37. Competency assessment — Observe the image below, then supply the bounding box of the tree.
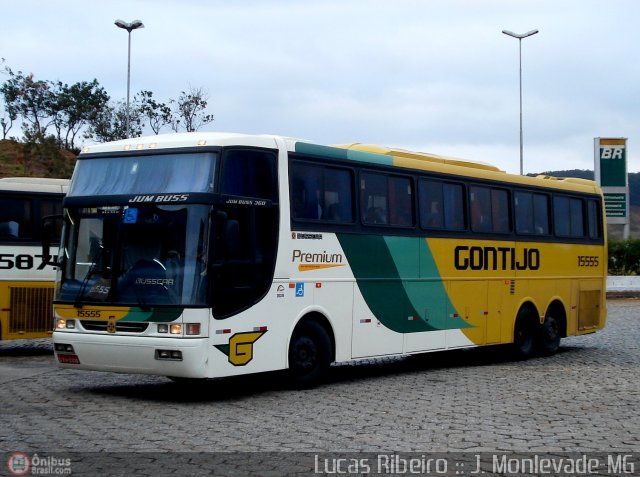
[0,103,16,139]
[0,59,16,139]
[50,80,110,151]
[0,67,54,137]
[85,99,143,143]
[171,87,214,132]
[139,90,172,134]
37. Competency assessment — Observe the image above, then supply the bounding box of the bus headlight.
[170,324,182,335]
[185,323,201,335]
[57,319,76,329]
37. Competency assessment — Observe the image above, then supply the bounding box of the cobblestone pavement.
[0,300,638,475]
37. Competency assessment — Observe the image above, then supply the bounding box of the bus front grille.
[9,286,54,334]
[80,321,149,333]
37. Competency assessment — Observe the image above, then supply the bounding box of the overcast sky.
[2,0,639,174]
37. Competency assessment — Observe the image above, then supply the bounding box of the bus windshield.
[68,152,217,197]
[57,204,209,307]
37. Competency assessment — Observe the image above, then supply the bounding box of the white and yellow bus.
[0,177,68,340]
[52,133,606,386]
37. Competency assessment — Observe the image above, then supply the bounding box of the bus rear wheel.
[513,307,538,360]
[539,314,561,356]
[288,320,332,389]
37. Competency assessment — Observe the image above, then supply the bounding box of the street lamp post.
[502,29,538,175]
[115,19,144,139]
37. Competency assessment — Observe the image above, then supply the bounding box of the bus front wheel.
[513,307,538,360]
[288,320,332,389]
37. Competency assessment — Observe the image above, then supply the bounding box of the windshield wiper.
[74,246,103,307]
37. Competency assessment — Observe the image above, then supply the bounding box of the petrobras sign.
[595,137,628,225]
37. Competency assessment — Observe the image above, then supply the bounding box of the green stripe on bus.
[294,142,393,166]
[119,307,183,322]
[336,234,468,333]
[384,236,468,331]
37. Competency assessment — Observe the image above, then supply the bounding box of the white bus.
[52,133,606,386]
[0,177,68,340]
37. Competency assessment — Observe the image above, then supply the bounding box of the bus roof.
[329,143,601,195]
[80,132,281,155]
[79,132,601,195]
[0,177,69,193]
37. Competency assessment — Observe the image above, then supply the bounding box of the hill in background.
[0,139,75,178]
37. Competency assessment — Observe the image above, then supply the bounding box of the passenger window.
[491,189,510,233]
[570,198,584,237]
[419,180,444,229]
[515,192,549,235]
[554,196,585,237]
[361,172,413,226]
[220,149,278,201]
[389,176,413,226]
[470,186,510,234]
[443,183,465,230]
[290,162,354,223]
[361,173,388,225]
[533,194,550,235]
[470,186,492,232]
[0,197,32,240]
[587,200,602,239]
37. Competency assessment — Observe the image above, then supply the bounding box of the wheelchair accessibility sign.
[295,283,304,297]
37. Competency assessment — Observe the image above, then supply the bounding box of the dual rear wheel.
[513,307,561,359]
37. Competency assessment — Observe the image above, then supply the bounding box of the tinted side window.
[0,197,32,240]
[221,149,278,201]
[388,176,413,226]
[361,172,390,225]
[515,191,549,235]
[587,199,602,239]
[443,183,465,230]
[470,186,492,233]
[554,196,585,237]
[419,180,444,229]
[515,192,534,234]
[533,194,550,235]
[419,180,465,231]
[570,198,585,237]
[491,189,510,233]
[361,172,413,226]
[290,162,354,223]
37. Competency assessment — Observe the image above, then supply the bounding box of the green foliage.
[608,239,640,275]
[1,61,215,146]
[84,100,143,143]
[138,90,172,134]
[51,79,110,151]
[1,64,111,152]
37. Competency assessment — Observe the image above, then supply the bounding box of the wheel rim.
[291,336,317,371]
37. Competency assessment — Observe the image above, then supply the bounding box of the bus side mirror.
[42,215,63,267]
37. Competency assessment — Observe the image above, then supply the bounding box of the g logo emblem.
[214,331,267,366]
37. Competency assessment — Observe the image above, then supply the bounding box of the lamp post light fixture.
[114,19,144,138]
[502,29,538,175]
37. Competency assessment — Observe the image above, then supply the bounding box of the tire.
[512,307,538,360]
[539,314,561,356]
[288,320,332,389]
